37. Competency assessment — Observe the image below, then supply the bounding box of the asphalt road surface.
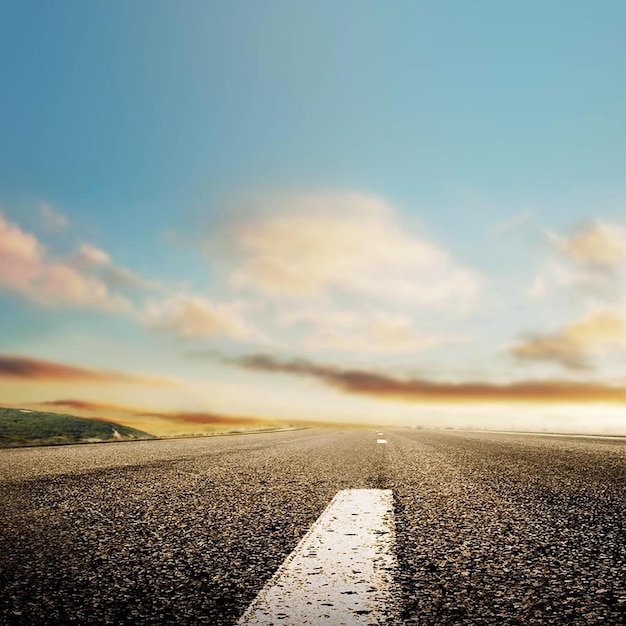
[0,428,624,625]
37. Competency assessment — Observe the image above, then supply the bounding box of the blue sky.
[1,1,626,434]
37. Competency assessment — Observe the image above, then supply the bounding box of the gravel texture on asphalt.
[0,428,624,625]
[389,431,625,625]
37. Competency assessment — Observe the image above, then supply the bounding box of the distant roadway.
[1,428,624,624]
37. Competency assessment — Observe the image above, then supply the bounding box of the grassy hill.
[0,407,155,447]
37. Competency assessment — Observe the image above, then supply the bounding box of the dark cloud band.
[231,353,626,404]
[0,354,178,386]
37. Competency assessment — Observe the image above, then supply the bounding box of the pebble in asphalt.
[0,428,624,625]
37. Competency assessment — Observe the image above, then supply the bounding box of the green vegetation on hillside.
[0,407,155,447]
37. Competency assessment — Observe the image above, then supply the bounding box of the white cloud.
[38,203,68,232]
[226,191,481,311]
[68,244,156,292]
[303,310,463,354]
[104,265,156,292]
[145,294,252,340]
[528,220,626,302]
[549,221,626,270]
[69,244,112,269]
[274,303,463,355]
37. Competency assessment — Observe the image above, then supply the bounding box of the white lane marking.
[377,439,387,444]
[238,489,397,625]
[377,432,384,436]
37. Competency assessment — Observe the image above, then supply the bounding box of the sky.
[1,0,626,435]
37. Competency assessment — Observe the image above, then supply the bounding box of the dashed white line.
[237,489,398,625]
[377,439,388,444]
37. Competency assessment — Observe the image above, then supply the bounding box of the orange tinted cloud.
[0,212,155,312]
[159,412,271,426]
[511,311,626,370]
[37,399,276,427]
[39,399,123,411]
[232,353,626,404]
[0,354,179,386]
[0,213,130,312]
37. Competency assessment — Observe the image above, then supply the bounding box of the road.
[0,428,624,625]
